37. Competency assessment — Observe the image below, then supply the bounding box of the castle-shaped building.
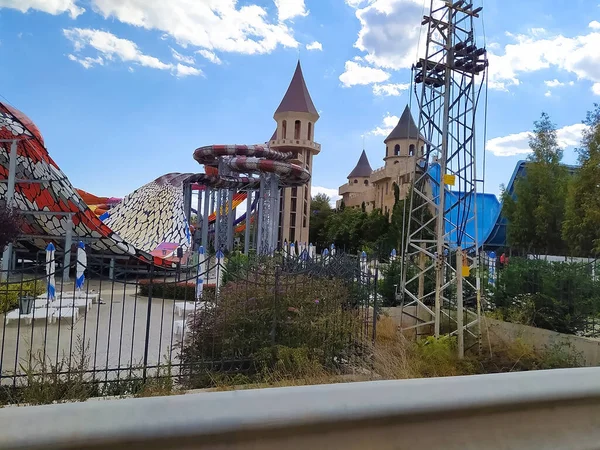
[337,106,425,215]
[268,61,320,245]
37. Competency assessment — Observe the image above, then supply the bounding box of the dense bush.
[0,280,45,313]
[0,203,22,251]
[380,260,401,307]
[491,257,600,334]
[221,251,249,285]
[138,279,215,300]
[178,267,362,388]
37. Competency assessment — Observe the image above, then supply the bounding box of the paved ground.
[0,271,220,384]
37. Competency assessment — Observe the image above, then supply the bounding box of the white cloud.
[175,63,203,77]
[351,0,431,70]
[544,79,564,88]
[311,186,340,206]
[593,83,600,95]
[170,47,195,65]
[64,28,203,77]
[345,0,368,7]
[274,0,308,22]
[197,49,222,65]
[91,0,299,55]
[544,90,551,97]
[372,82,409,96]
[306,41,322,51]
[488,28,600,91]
[486,123,588,157]
[339,60,390,87]
[589,20,600,30]
[67,53,104,69]
[0,0,84,18]
[369,113,400,136]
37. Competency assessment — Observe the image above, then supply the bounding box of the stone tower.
[269,61,320,246]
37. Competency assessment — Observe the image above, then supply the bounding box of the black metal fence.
[0,250,377,402]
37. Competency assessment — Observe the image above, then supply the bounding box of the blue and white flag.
[76,241,87,291]
[196,246,205,300]
[46,243,56,301]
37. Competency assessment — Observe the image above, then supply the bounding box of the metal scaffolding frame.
[400,0,487,357]
[257,173,281,256]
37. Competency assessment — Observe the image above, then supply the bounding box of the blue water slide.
[426,161,529,250]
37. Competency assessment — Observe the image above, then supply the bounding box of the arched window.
[307,122,312,140]
[421,145,424,154]
[354,179,358,184]
[282,120,287,139]
[294,120,301,139]
[394,160,399,164]
[394,144,400,156]
[409,144,415,156]
[364,180,368,186]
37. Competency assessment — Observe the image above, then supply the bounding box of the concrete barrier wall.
[481,317,600,366]
[3,368,600,449]
[384,306,600,366]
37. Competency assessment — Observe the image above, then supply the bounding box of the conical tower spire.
[348,150,373,178]
[385,105,421,143]
[275,61,319,117]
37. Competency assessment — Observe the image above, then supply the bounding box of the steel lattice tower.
[401,0,487,357]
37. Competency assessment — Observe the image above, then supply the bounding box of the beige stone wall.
[272,111,318,246]
[338,136,424,218]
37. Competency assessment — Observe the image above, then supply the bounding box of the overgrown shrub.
[0,203,22,251]
[138,280,215,300]
[0,280,46,313]
[222,251,249,285]
[380,259,402,306]
[491,258,600,334]
[178,266,361,388]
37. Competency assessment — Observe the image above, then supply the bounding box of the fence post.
[271,266,280,347]
[372,265,379,343]
[142,264,154,382]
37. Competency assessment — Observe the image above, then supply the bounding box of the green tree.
[309,194,332,248]
[0,204,21,251]
[324,207,365,253]
[502,113,569,254]
[563,104,600,255]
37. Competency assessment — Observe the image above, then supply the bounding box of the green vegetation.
[563,104,600,256]
[489,257,600,335]
[500,105,600,258]
[138,279,215,300]
[178,265,361,389]
[0,203,21,252]
[309,184,409,257]
[502,112,569,255]
[0,280,45,313]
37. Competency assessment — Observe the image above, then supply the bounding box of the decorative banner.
[488,251,497,287]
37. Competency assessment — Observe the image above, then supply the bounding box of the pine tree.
[563,104,600,256]
[502,113,568,254]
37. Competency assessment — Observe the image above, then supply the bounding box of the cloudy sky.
[0,0,598,202]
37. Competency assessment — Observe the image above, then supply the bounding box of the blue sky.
[1,0,599,203]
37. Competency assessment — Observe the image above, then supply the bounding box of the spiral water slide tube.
[189,144,311,188]
[188,145,310,251]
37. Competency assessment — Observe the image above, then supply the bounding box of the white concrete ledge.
[2,367,600,449]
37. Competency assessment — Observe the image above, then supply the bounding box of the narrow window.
[364,180,368,186]
[282,120,287,139]
[394,144,400,156]
[354,179,358,184]
[294,120,301,139]
[307,122,312,140]
[409,144,415,156]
